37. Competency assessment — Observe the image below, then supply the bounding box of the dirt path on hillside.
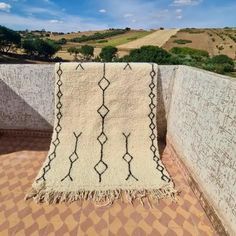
[117,29,179,49]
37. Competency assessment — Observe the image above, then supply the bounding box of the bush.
[100,46,118,62]
[170,47,209,60]
[122,46,171,64]
[204,55,235,73]
[22,38,61,58]
[0,25,21,52]
[211,54,234,66]
[56,38,67,45]
[174,39,192,44]
[67,47,80,61]
[80,45,94,60]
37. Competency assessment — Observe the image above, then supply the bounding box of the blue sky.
[0,0,235,32]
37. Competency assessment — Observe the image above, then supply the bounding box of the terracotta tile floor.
[0,134,218,236]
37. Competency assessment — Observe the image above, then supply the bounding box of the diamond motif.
[53,138,60,146]
[149,103,155,109]
[69,154,78,162]
[56,113,62,119]
[97,105,109,118]
[98,77,110,90]
[157,165,164,172]
[57,69,62,76]
[57,91,63,98]
[55,125,62,132]
[94,161,108,174]
[148,113,155,119]
[149,83,155,89]
[44,165,50,172]
[149,123,155,130]
[97,132,107,144]
[150,145,157,152]
[57,80,62,86]
[149,93,155,99]
[153,156,159,162]
[150,71,156,77]
[150,133,156,140]
[56,103,62,109]
[123,153,133,162]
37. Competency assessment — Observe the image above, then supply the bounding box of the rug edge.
[25,183,179,206]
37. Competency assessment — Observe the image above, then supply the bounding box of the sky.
[0,0,235,32]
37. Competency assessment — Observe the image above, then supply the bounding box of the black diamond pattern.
[148,64,171,183]
[36,63,63,183]
[122,133,138,181]
[94,63,110,182]
[61,132,82,182]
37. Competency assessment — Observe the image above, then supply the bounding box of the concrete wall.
[0,64,235,234]
[0,64,54,130]
[167,66,236,235]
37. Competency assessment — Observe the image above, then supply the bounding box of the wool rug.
[26,62,177,205]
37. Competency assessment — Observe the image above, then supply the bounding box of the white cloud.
[0,2,11,12]
[176,9,182,13]
[49,19,63,23]
[171,0,201,6]
[176,15,182,19]
[124,13,133,18]
[99,9,106,13]
[0,12,108,32]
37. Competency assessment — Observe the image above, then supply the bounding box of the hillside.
[163,28,236,59]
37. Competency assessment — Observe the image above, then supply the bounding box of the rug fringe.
[25,184,179,206]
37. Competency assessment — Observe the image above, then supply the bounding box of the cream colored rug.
[26,62,177,205]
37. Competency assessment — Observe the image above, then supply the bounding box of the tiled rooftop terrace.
[0,133,217,236]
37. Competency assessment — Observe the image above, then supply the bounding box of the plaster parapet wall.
[167,65,236,235]
[0,64,54,130]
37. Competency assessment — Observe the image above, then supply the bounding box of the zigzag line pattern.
[61,132,82,182]
[36,63,63,182]
[94,63,110,182]
[122,133,138,181]
[149,64,171,183]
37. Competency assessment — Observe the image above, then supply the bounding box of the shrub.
[80,45,94,60]
[100,46,118,62]
[56,38,67,45]
[174,39,192,44]
[67,47,80,61]
[22,38,61,58]
[170,47,209,58]
[204,55,235,73]
[0,25,21,52]
[122,46,171,64]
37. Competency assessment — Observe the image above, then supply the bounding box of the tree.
[0,25,21,52]
[100,46,118,62]
[123,46,171,64]
[80,45,94,60]
[56,38,67,45]
[67,47,81,61]
[22,38,61,58]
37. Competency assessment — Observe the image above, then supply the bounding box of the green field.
[85,30,154,47]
